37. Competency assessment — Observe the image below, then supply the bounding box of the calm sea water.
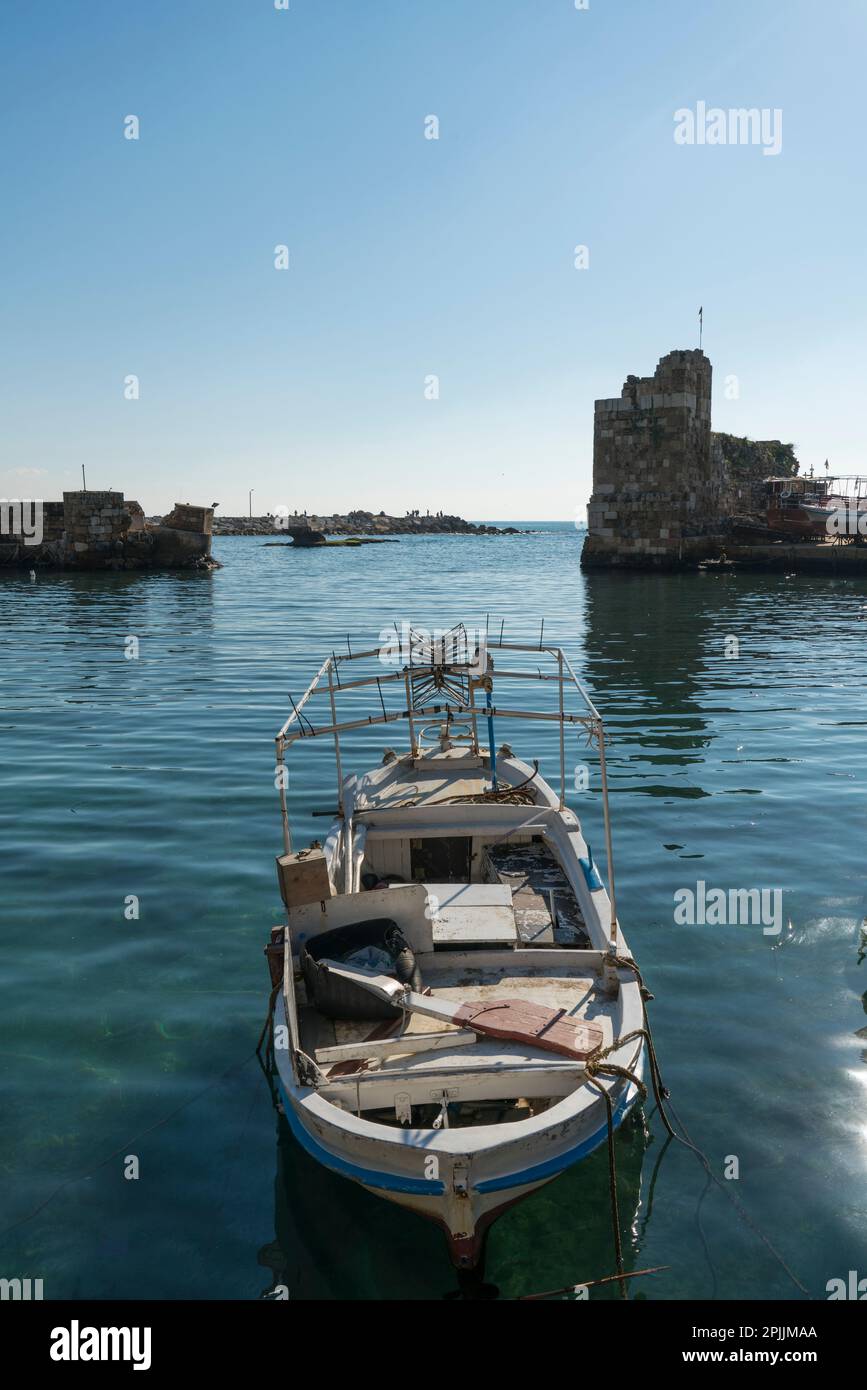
[1,524,865,1300]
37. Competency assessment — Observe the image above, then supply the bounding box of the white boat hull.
[268,634,648,1273]
[274,995,644,1267]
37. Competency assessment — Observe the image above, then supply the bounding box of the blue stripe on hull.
[475,1087,636,1192]
[276,1074,639,1198]
[277,1076,446,1195]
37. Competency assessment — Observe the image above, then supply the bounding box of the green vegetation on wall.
[713,433,799,481]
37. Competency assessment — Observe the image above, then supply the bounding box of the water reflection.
[3,533,866,1300]
[256,1095,653,1300]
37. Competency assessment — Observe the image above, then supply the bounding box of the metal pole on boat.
[558,649,566,810]
[327,660,344,817]
[596,720,617,951]
[404,671,418,758]
[276,735,292,854]
[467,678,480,754]
[485,683,498,790]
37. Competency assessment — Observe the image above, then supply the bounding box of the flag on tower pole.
[699,306,703,349]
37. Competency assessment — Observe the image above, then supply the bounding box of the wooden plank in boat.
[327,1016,402,1078]
[315,1029,478,1065]
[317,963,604,1061]
[319,1055,586,1110]
[452,999,603,1061]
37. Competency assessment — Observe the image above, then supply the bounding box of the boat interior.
[336,746,594,944]
[276,751,616,1133]
[292,946,618,1131]
[271,633,625,1133]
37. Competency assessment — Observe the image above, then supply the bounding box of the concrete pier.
[718,540,867,573]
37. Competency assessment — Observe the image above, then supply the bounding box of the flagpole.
[699,306,703,350]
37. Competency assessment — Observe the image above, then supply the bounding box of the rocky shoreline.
[204,510,521,538]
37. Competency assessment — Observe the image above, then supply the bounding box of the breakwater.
[209,510,520,538]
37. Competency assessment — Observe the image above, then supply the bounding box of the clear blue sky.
[1,0,864,519]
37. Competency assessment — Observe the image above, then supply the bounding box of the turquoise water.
[1,526,865,1300]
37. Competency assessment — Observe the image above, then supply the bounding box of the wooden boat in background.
[263,624,645,1271]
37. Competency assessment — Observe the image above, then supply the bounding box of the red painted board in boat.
[452,1000,603,1060]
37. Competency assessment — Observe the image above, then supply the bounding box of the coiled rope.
[440,762,540,806]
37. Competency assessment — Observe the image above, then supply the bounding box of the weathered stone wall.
[0,491,217,570]
[148,523,212,565]
[161,503,213,534]
[126,500,146,532]
[35,502,65,541]
[0,500,64,544]
[583,350,723,568]
[713,434,799,515]
[63,491,131,557]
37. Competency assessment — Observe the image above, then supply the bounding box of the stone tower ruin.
[582,349,726,568]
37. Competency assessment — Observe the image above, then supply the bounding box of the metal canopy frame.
[274,629,619,942]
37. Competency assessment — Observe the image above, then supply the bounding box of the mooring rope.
[257,953,808,1301]
[580,1028,649,1300]
[603,954,810,1299]
[585,1075,628,1298]
[257,981,281,1074]
[518,1264,669,1301]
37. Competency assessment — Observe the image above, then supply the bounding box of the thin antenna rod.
[288,693,314,737]
[327,663,344,816]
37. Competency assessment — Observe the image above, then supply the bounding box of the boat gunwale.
[274,965,645,1157]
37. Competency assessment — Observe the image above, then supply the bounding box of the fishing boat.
[263,624,646,1272]
[800,495,867,529]
[762,475,867,539]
